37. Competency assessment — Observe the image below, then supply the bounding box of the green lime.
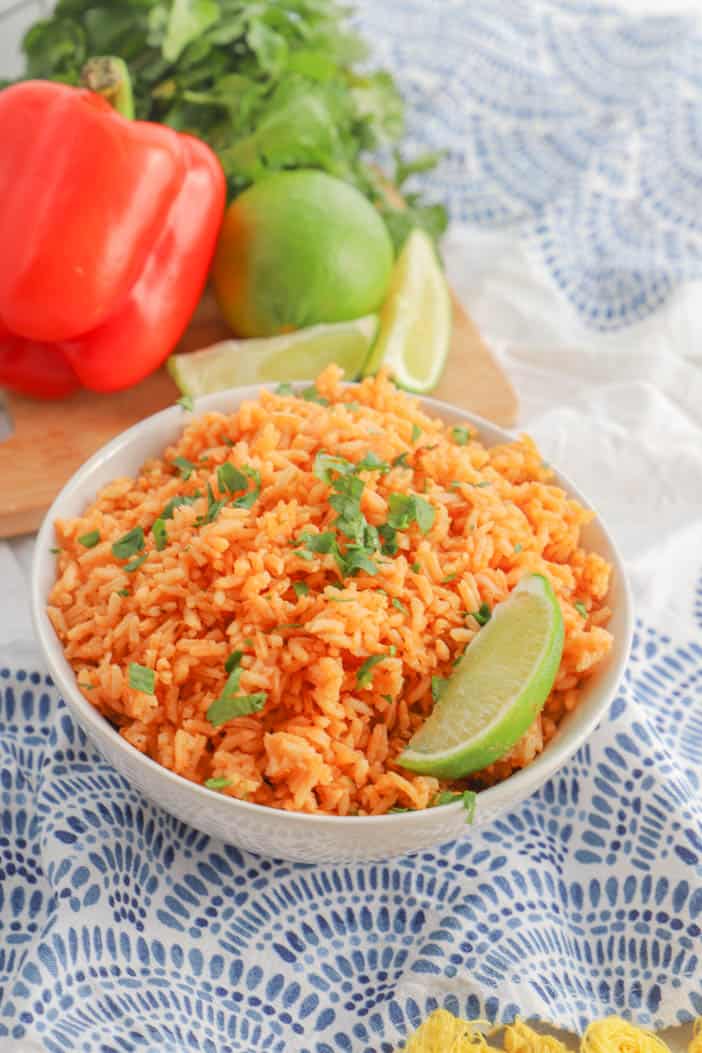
[212,170,394,338]
[398,574,565,778]
[168,315,378,396]
[362,228,451,393]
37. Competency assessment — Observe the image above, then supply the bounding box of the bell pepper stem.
[81,56,134,120]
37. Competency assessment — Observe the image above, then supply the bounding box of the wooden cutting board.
[0,289,517,538]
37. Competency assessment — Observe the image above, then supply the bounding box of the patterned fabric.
[2,1,702,1049]
[356,0,702,330]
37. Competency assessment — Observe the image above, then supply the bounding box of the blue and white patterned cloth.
[2,2,702,1050]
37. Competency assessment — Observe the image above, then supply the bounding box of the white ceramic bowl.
[31,386,633,864]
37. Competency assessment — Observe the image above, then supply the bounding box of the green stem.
[81,56,134,120]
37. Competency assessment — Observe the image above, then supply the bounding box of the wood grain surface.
[0,289,517,538]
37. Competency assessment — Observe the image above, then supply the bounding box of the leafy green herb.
[222,437,235,447]
[356,655,387,688]
[176,395,194,412]
[173,455,196,480]
[296,531,336,558]
[434,790,462,806]
[442,573,457,583]
[275,382,294,396]
[382,694,394,704]
[129,662,155,695]
[462,791,477,823]
[207,690,267,727]
[391,597,407,614]
[474,481,491,488]
[410,423,422,443]
[301,386,329,406]
[50,546,62,555]
[388,645,396,656]
[575,601,588,619]
[293,582,310,598]
[232,467,261,509]
[225,650,244,674]
[433,789,476,823]
[196,482,226,525]
[124,554,147,573]
[392,452,410,469]
[112,526,145,561]
[431,676,449,702]
[356,451,389,473]
[217,461,248,495]
[205,777,231,791]
[386,493,435,534]
[78,681,94,691]
[451,427,471,446]
[388,806,412,814]
[243,638,254,648]
[161,492,200,520]
[378,523,398,556]
[410,561,421,573]
[152,518,168,551]
[514,543,523,554]
[471,602,492,627]
[116,588,130,597]
[313,452,354,485]
[78,530,100,548]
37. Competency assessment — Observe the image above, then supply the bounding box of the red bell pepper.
[0,72,225,398]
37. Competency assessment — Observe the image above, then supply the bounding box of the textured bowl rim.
[31,382,634,829]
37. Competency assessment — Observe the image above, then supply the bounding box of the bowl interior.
[31,384,633,833]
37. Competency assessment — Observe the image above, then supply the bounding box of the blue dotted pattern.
[352,0,702,331]
[1,615,702,1049]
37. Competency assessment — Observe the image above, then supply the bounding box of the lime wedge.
[362,228,451,393]
[168,315,378,397]
[398,574,565,778]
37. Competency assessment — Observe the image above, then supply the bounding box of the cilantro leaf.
[391,597,407,614]
[431,676,449,703]
[173,455,196,480]
[217,462,248,495]
[224,650,244,674]
[356,451,389,473]
[207,684,267,727]
[471,602,492,627]
[152,518,168,552]
[232,467,261,509]
[196,482,226,525]
[275,382,294,396]
[129,662,155,694]
[176,395,194,412]
[78,530,100,548]
[205,777,231,791]
[116,588,130,598]
[112,526,145,561]
[296,531,336,557]
[313,452,354,485]
[386,493,435,534]
[336,545,378,577]
[413,496,435,534]
[410,562,421,573]
[301,386,329,406]
[161,492,200,520]
[378,523,398,556]
[392,452,410,469]
[575,601,588,618]
[293,582,310,598]
[356,654,387,688]
[411,423,422,443]
[451,427,471,446]
[124,554,147,573]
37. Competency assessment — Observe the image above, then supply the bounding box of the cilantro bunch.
[15,0,447,249]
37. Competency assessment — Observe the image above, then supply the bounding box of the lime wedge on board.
[362,228,451,393]
[398,574,565,778]
[168,314,378,397]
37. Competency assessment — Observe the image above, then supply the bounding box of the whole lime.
[212,170,394,337]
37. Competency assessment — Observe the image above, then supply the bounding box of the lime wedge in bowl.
[168,314,378,397]
[362,228,451,393]
[399,574,565,778]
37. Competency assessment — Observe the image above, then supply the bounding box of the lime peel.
[398,573,565,778]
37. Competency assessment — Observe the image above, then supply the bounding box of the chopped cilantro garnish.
[116,588,130,597]
[222,437,234,447]
[378,523,398,556]
[225,650,244,674]
[433,789,476,823]
[78,530,100,548]
[451,427,471,446]
[275,382,294,396]
[205,777,230,791]
[152,518,167,551]
[196,482,226,526]
[356,654,387,688]
[296,531,336,557]
[124,554,147,573]
[293,582,310,598]
[434,790,462,806]
[575,601,588,618]
[78,681,94,691]
[514,543,523,553]
[442,573,457,583]
[301,385,329,405]
[161,492,200,520]
[129,662,155,694]
[410,561,421,573]
[243,638,254,648]
[382,694,394,704]
[431,676,449,702]
[471,602,492,626]
[50,546,62,555]
[336,545,378,577]
[410,423,421,443]
[217,462,248,495]
[112,526,145,560]
[387,493,435,535]
[356,451,389,473]
[313,452,354,484]
[391,597,407,614]
[388,645,397,656]
[388,806,412,814]
[173,456,196,480]
[463,791,477,823]
[176,394,194,412]
[232,467,261,509]
[392,452,410,469]
[208,691,267,726]
[474,481,491,488]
